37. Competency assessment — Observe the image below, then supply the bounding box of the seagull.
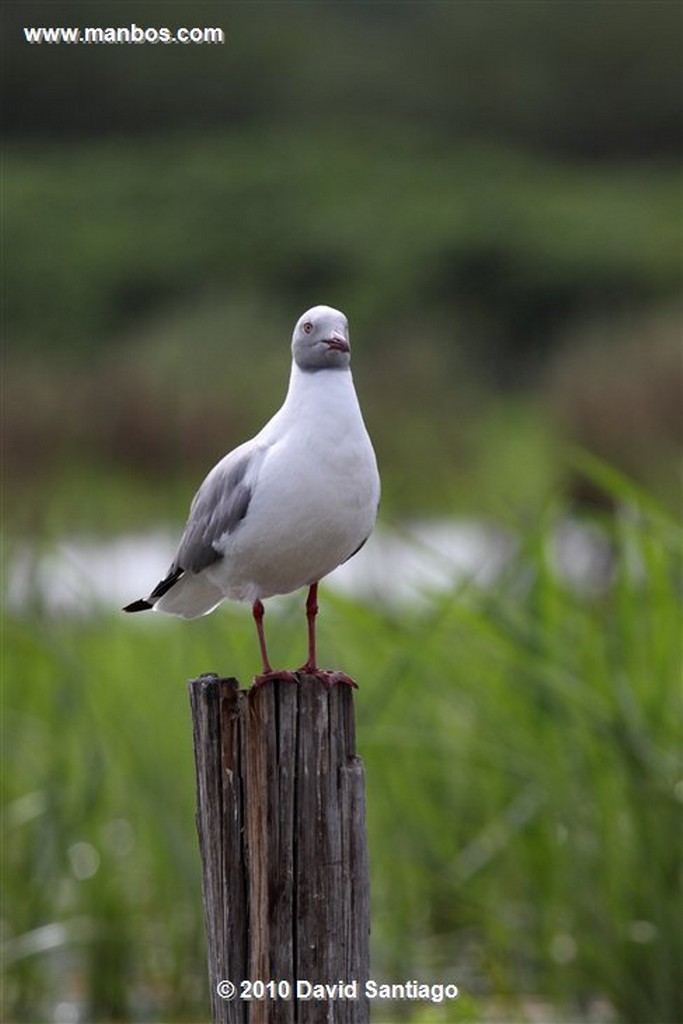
[123,305,380,687]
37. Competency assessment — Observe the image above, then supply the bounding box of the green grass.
[3,459,682,1023]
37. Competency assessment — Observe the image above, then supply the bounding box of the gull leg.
[297,583,358,689]
[253,599,271,673]
[252,599,296,688]
[300,582,319,673]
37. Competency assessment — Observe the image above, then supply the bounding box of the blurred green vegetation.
[4,2,682,522]
[4,130,681,523]
[6,132,679,357]
[4,462,682,1022]
[4,2,682,1022]
[5,2,681,160]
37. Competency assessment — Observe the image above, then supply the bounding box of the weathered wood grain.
[189,674,370,1024]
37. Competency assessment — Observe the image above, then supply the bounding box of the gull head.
[291,305,351,372]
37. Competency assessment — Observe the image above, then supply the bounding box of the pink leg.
[252,599,271,673]
[252,599,297,688]
[297,583,358,689]
[301,582,319,673]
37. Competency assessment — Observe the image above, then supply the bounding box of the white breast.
[207,365,380,602]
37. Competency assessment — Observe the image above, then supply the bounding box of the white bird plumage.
[124,304,380,687]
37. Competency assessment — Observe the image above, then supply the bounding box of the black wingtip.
[123,567,184,613]
[122,599,153,613]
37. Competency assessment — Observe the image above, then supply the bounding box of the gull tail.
[123,565,224,619]
[123,565,183,613]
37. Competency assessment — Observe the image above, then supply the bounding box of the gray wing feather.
[173,451,256,574]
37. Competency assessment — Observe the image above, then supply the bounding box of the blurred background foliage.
[2,1,682,1022]
[3,0,682,521]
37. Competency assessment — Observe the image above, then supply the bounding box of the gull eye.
[303,321,313,334]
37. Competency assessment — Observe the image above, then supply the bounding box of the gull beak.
[326,333,350,353]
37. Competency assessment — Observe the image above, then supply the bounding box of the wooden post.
[188,674,370,1024]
